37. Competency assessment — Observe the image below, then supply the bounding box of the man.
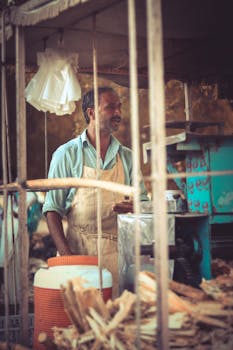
[43,86,148,297]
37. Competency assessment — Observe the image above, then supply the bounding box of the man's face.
[97,91,122,133]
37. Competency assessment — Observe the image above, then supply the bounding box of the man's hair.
[82,86,116,124]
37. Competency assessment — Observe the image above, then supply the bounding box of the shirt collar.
[110,134,122,151]
[81,128,89,146]
[81,128,122,151]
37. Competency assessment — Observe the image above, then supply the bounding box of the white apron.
[66,154,125,298]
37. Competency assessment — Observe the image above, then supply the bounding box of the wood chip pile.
[38,259,233,350]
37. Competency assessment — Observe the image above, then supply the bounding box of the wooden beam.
[147,0,169,349]
[128,0,142,347]
[1,9,10,345]
[15,25,29,346]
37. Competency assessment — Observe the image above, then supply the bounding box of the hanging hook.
[58,27,64,47]
[43,36,48,51]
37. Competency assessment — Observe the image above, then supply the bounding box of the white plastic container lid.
[34,264,112,289]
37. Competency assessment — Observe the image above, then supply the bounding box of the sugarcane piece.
[194,301,233,316]
[49,270,233,350]
[138,270,194,313]
[104,291,136,332]
[61,280,90,332]
[61,284,84,332]
[52,326,79,348]
[80,287,110,320]
[211,258,232,276]
[191,312,229,328]
[169,279,206,301]
[76,330,95,345]
[38,332,58,350]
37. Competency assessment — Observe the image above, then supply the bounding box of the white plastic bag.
[25,48,81,115]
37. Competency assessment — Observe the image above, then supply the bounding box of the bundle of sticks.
[40,259,233,350]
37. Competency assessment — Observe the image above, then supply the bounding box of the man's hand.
[46,211,73,255]
[112,200,133,214]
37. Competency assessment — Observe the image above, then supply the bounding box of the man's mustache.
[111,116,121,122]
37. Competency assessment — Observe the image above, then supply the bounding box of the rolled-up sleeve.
[42,145,75,217]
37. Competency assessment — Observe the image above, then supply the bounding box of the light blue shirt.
[42,129,148,217]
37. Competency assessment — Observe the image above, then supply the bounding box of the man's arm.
[46,211,72,255]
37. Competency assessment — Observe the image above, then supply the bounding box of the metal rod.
[146,1,169,349]
[5,82,12,183]
[1,9,10,344]
[43,41,48,178]
[3,22,18,311]
[184,83,190,121]
[128,0,142,347]
[15,25,29,346]
[4,81,18,313]
[145,169,233,180]
[92,13,103,294]
[25,64,146,78]
[44,111,48,176]
[10,197,18,314]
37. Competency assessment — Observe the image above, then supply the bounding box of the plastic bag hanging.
[25,48,81,115]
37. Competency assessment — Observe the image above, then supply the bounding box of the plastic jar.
[33,255,112,349]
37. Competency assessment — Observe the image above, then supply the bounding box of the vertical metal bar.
[128,0,141,347]
[184,83,190,121]
[1,10,9,344]
[146,1,169,349]
[5,82,12,183]
[43,39,48,177]
[15,25,29,345]
[2,9,17,314]
[44,111,48,176]
[92,14,103,292]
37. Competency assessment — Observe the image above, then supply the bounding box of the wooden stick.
[0,182,19,191]
[0,178,135,197]
[16,25,29,347]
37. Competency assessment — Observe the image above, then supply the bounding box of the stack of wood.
[38,259,233,350]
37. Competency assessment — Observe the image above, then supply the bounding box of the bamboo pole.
[92,13,103,294]
[146,1,169,349]
[0,178,135,196]
[128,0,142,347]
[1,9,10,345]
[15,26,29,346]
[1,168,232,193]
